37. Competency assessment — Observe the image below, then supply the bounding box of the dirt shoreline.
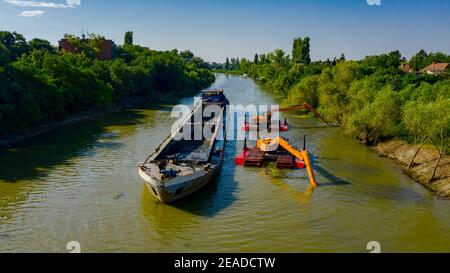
[371,139,450,199]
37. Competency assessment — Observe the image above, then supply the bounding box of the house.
[399,63,414,73]
[419,62,449,76]
[58,38,115,60]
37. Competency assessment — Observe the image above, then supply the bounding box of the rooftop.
[420,62,449,73]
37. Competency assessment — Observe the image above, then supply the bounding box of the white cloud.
[18,10,45,17]
[5,0,81,9]
[66,0,80,7]
[5,0,81,17]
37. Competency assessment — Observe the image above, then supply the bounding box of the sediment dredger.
[236,102,335,188]
[235,135,318,188]
[241,103,336,132]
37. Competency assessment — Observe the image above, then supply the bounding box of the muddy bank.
[371,139,450,198]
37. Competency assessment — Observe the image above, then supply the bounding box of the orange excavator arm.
[257,137,317,187]
[274,137,318,188]
[300,150,318,188]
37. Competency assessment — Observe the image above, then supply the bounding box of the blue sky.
[1,0,450,62]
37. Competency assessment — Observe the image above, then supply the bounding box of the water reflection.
[314,165,352,187]
[0,109,150,183]
[262,165,316,205]
[0,107,155,225]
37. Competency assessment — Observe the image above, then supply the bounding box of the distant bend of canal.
[1,74,449,252]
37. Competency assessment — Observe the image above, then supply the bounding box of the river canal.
[1,74,449,252]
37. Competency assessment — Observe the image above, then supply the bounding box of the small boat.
[138,90,229,203]
[241,119,289,132]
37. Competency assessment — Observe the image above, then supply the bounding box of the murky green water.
[1,74,449,253]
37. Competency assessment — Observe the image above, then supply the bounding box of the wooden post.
[303,135,307,151]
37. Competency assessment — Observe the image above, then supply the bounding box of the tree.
[230,58,236,69]
[410,49,428,70]
[403,99,450,181]
[292,37,302,62]
[346,86,400,144]
[362,50,402,71]
[29,38,54,52]
[287,75,319,107]
[0,31,215,138]
[0,43,9,65]
[273,49,288,65]
[180,50,194,63]
[259,54,267,64]
[301,37,311,64]
[428,99,450,181]
[254,54,259,64]
[124,31,134,46]
[317,61,361,124]
[225,57,230,70]
[0,31,29,60]
[292,36,311,64]
[240,58,250,72]
[402,101,431,169]
[428,52,450,64]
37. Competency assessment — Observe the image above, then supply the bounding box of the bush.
[345,86,400,144]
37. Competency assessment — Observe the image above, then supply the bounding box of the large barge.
[138,90,229,203]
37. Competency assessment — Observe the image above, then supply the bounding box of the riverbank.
[213,69,245,75]
[0,88,202,148]
[0,106,122,148]
[371,139,450,199]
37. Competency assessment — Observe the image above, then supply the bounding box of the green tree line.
[229,37,449,181]
[0,31,214,138]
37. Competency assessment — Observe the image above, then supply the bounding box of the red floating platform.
[235,149,250,166]
[235,147,305,169]
[241,122,289,132]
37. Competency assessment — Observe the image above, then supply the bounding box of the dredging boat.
[235,136,318,188]
[139,90,229,203]
[241,103,335,132]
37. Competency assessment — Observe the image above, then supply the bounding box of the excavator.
[237,103,329,188]
[242,103,336,132]
[257,137,317,187]
[255,103,335,126]
[235,136,318,188]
